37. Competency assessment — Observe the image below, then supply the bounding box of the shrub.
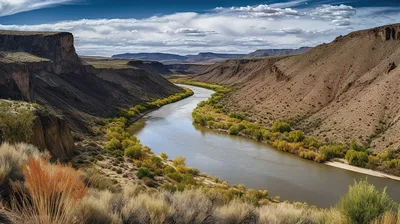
[160,152,168,160]
[122,193,173,224]
[319,144,346,160]
[214,199,258,223]
[4,157,88,224]
[172,156,186,167]
[124,145,142,159]
[171,189,212,223]
[345,150,369,167]
[271,121,291,133]
[228,125,241,135]
[76,190,122,224]
[0,142,44,186]
[287,130,304,142]
[350,140,367,152]
[136,167,154,179]
[303,136,321,149]
[106,138,122,151]
[229,112,247,121]
[0,102,35,143]
[337,179,398,224]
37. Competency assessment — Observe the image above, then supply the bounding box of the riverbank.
[326,159,400,181]
[171,78,400,181]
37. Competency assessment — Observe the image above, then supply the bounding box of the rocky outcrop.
[378,25,400,41]
[0,31,183,133]
[30,110,75,161]
[0,31,81,72]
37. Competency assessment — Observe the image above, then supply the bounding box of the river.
[129,84,400,208]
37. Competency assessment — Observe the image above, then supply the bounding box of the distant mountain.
[112,48,311,64]
[246,47,312,58]
[112,53,187,62]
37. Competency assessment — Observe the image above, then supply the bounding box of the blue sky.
[0,0,399,55]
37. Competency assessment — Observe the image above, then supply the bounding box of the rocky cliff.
[0,31,182,134]
[194,24,400,152]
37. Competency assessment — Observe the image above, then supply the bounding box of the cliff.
[0,31,182,134]
[194,23,400,152]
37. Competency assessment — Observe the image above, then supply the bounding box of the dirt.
[194,24,400,153]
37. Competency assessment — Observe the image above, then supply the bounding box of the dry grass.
[214,199,257,224]
[122,192,173,224]
[76,189,122,224]
[257,202,343,224]
[170,189,213,223]
[4,157,88,224]
[371,210,400,224]
[0,142,45,184]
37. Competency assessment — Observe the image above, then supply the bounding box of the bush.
[229,112,247,121]
[228,125,241,135]
[124,145,142,159]
[287,130,304,142]
[105,138,122,151]
[319,144,346,160]
[173,156,186,167]
[345,150,369,167]
[0,102,35,143]
[271,121,291,133]
[136,167,154,179]
[337,179,398,224]
[5,157,88,224]
[160,152,168,160]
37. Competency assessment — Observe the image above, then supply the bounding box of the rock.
[30,109,75,161]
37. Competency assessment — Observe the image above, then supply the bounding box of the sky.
[0,0,399,56]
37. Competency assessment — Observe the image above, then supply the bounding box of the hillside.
[194,24,400,153]
[112,48,311,64]
[0,31,182,133]
[247,47,312,57]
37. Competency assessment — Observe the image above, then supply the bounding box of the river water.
[129,84,400,208]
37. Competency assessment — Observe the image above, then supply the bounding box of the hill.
[112,48,311,64]
[193,24,400,153]
[247,47,312,57]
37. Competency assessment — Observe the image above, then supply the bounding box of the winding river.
[129,84,400,208]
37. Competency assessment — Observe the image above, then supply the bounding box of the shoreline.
[175,82,400,182]
[325,160,400,181]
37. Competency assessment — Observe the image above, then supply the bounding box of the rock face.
[0,31,81,72]
[194,23,400,152]
[0,31,182,133]
[30,110,75,161]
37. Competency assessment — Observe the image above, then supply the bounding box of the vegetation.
[338,179,398,224]
[176,78,400,176]
[0,100,36,143]
[1,152,397,224]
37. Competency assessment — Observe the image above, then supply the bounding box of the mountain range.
[112,47,311,64]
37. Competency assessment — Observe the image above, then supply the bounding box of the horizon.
[0,0,399,56]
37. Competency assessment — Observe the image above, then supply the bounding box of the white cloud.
[174,28,217,36]
[311,4,357,26]
[215,4,300,19]
[0,3,399,56]
[0,0,75,16]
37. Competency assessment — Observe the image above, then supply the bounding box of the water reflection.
[130,84,400,208]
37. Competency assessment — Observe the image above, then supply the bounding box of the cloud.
[0,3,398,56]
[215,4,300,19]
[174,28,217,36]
[311,4,356,26]
[0,0,76,16]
